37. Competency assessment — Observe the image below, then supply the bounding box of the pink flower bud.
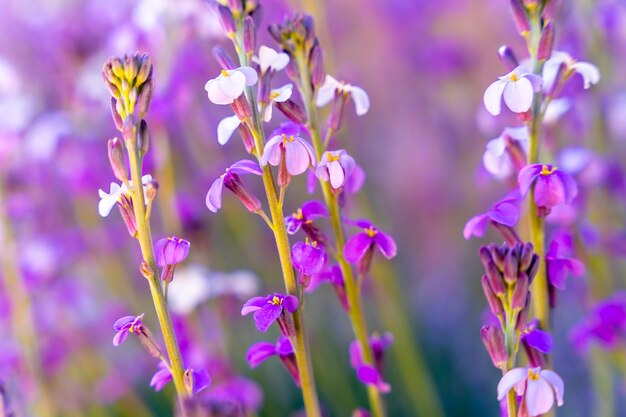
[537,22,554,61]
[510,0,530,34]
[108,137,128,181]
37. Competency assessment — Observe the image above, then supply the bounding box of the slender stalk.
[125,123,188,401]
[234,35,322,417]
[294,53,387,417]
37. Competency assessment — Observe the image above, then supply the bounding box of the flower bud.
[124,54,139,83]
[137,326,162,358]
[328,91,350,131]
[537,22,554,61]
[139,119,150,155]
[503,249,520,284]
[510,0,530,34]
[310,41,325,89]
[482,275,504,315]
[140,261,154,280]
[515,296,531,331]
[511,272,529,311]
[108,137,128,181]
[279,352,301,387]
[486,261,506,296]
[276,311,296,337]
[217,5,236,37]
[257,72,271,104]
[122,117,136,145]
[224,175,262,213]
[135,54,153,86]
[243,16,256,56]
[137,77,154,117]
[519,242,535,271]
[118,194,138,237]
[228,0,242,14]
[232,96,252,120]
[145,179,158,202]
[275,99,307,124]
[212,46,237,70]
[238,123,256,154]
[498,45,519,72]
[526,254,540,282]
[480,325,508,369]
[111,57,125,79]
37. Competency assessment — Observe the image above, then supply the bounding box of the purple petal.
[253,304,283,332]
[301,200,329,219]
[518,164,542,196]
[192,369,211,394]
[281,294,299,313]
[113,316,136,331]
[241,296,269,316]
[260,135,283,167]
[275,336,294,356]
[285,140,313,175]
[345,164,366,194]
[374,232,397,259]
[489,202,519,227]
[150,367,173,392]
[246,341,277,368]
[534,173,565,209]
[523,329,552,353]
[554,170,578,203]
[463,214,489,239]
[344,233,373,264]
[113,330,129,346]
[206,176,225,213]
[229,159,263,176]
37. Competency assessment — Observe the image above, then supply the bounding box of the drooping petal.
[316,75,341,107]
[281,294,299,313]
[191,369,211,394]
[534,174,565,209]
[524,74,543,92]
[205,79,233,105]
[150,367,173,392]
[540,370,564,406]
[229,159,263,176]
[260,135,283,167]
[327,161,346,189]
[463,214,489,240]
[217,115,241,145]
[489,201,519,227]
[275,336,294,356]
[241,296,269,316]
[497,368,528,401]
[554,170,578,203]
[236,66,259,86]
[483,79,507,116]
[113,315,136,331]
[206,176,225,213]
[503,77,534,113]
[571,62,600,89]
[518,164,542,196]
[523,329,553,353]
[350,86,370,116]
[526,376,555,416]
[113,330,129,346]
[253,304,283,332]
[246,341,277,368]
[344,233,373,264]
[373,232,397,259]
[217,70,247,99]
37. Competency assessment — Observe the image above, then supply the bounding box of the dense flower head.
[315,150,356,190]
[518,164,578,214]
[570,292,626,351]
[205,67,258,105]
[497,367,564,416]
[241,293,299,333]
[102,53,154,120]
[344,219,397,272]
[483,65,542,115]
[316,75,370,116]
[260,134,316,176]
[206,159,262,213]
[349,333,393,393]
[154,236,190,267]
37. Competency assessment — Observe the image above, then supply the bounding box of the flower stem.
[125,121,188,402]
[295,54,387,417]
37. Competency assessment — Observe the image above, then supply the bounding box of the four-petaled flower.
[543,51,600,91]
[464,191,521,240]
[315,150,356,190]
[260,134,316,176]
[113,314,145,346]
[349,333,393,394]
[291,240,327,287]
[497,367,564,417]
[206,159,262,213]
[154,236,191,267]
[518,164,578,213]
[285,200,328,234]
[98,174,152,217]
[246,336,300,385]
[252,45,290,74]
[205,67,258,105]
[344,219,397,265]
[545,240,585,290]
[241,293,299,333]
[316,75,370,116]
[263,84,293,122]
[483,65,542,115]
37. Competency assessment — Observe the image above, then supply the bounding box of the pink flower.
[518,164,578,213]
[260,134,316,176]
[497,367,564,417]
[315,150,355,189]
[483,66,542,115]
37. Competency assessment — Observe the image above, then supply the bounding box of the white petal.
[257,46,277,73]
[263,104,273,122]
[217,115,241,145]
[236,66,259,86]
[350,86,370,116]
[483,143,513,180]
[483,79,507,116]
[497,368,528,401]
[316,75,341,108]
[503,77,534,113]
[503,125,529,141]
[328,161,345,189]
[526,377,555,416]
[540,370,564,406]
[572,62,600,89]
[218,71,246,99]
[543,98,571,125]
[206,79,234,105]
[271,53,290,72]
[272,84,293,103]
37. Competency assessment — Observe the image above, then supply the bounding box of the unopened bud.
[546,61,566,98]
[124,54,139,83]
[257,72,271,104]
[108,138,128,181]
[104,79,121,99]
[503,249,520,284]
[137,77,154,117]
[492,244,508,271]
[519,242,535,271]
[352,409,371,417]
[510,0,530,34]
[328,91,350,131]
[140,261,154,280]
[212,46,237,70]
[480,325,508,369]
[137,326,162,358]
[111,57,125,79]
[183,369,195,395]
[243,16,256,56]
[238,123,255,154]
[527,254,540,282]
[511,272,529,311]
[486,261,506,296]
[275,99,307,124]
[146,179,158,202]
[110,98,123,130]
[285,60,299,82]
[217,5,236,36]
[276,312,296,337]
[516,296,531,331]
[136,54,153,86]
[498,45,519,72]
[139,119,150,155]
[310,41,325,89]
[227,0,242,14]
[232,95,252,120]
[482,275,503,315]
[537,22,554,61]
[119,194,137,237]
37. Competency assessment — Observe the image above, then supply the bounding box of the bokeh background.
[1,0,626,416]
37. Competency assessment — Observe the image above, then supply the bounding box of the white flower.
[263,83,293,122]
[316,75,370,116]
[543,98,571,125]
[483,66,542,116]
[543,51,600,90]
[204,67,258,105]
[97,174,152,217]
[483,126,529,180]
[497,367,564,417]
[252,45,289,74]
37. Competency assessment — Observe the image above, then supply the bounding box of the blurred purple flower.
[545,240,584,290]
[483,66,542,115]
[518,164,578,213]
[204,67,258,105]
[113,314,145,346]
[246,336,299,385]
[543,51,600,91]
[241,293,299,333]
[315,150,356,190]
[260,134,316,176]
[520,319,553,354]
[464,191,521,240]
[344,219,397,266]
[497,367,564,416]
[349,333,393,393]
[150,362,173,392]
[483,126,528,180]
[206,159,262,213]
[570,292,626,351]
[150,363,211,394]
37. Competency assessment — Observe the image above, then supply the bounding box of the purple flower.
[260,134,316,176]
[570,292,626,351]
[241,293,299,333]
[349,333,393,393]
[150,363,211,394]
[113,314,145,346]
[316,75,370,116]
[497,367,564,416]
[315,150,356,190]
[291,240,327,276]
[520,319,553,367]
[464,191,521,240]
[543,51,600,91]
[154,236,190,267]
[285,200,328,237]
[344,220,397,270]
[518,164,578,213]
[545,240,585,290]
[206,159,262,213]
[483,66,542,115]
[150,362,172,392]
[246,336,299,385]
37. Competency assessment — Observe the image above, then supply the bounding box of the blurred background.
[1,0,626,415]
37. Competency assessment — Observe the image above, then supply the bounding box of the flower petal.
[571,62,600,89]
[285,140,313,175]
[282,294,299,313]
[497,368,528,401]
[463,214,489,240]
[205,79,234,105]
[316,75,341,107]
[253,304,283,332]
[246,341,277,368]
[218,70,247,99]
[518,164,542,196]
[540,370,564,406]
[206,176,225,213]
[344,233,373,264]
[489,201,519,227]
[236,66,259,86]
[327,161,345,189]
[241,296,268,316]
[350,86,370,116]
[483,79,507,116]
[526,376,555,416]
[503,77,534,113]
[374,232,397,259]
[260,135,283,167]
[534,174,565,209]
[217,115,241,145]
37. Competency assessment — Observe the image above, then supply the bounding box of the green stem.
[295,53,387,417]
[125,123,188,402]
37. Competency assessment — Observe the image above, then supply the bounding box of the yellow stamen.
[221,69,229,77]
[281,134,295,144]
[326,152,340,163]
[509,72,519,82]
[365,226,378,238]
[540,165,556,176]
[271,296,282,305]
[292,208,303,220]
[270,91,280,100]
[527,368,540,381]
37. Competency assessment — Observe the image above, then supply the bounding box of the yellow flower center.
[271,296,282,305]
[221,69,230,77]
[326,152,340,163]
[305,237,318,248]
[292,208,303,220]
[540,165,556,176]
[281,134,295,144]
[527,368,540,381]
[270,90,281,100]
[509,73,519,82]
[365,226,378,238]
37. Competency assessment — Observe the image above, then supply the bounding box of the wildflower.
[521,319,553,367]
[97,174,153,217]
[570,292,626,351]
[262,84,293,122]
[183,368,211,394]
[113,314,145,346]
[291,239,327,287]
[483,126,529,180]
[344,219,396,274]
[252,45,290,74]
[285,200,329,241]
[543,51,600,91]
[216,115,241,146]
[349,333,393,393]
[518,164,578,214]
[483,65,542,115]
[464,191,521,242]
[260,134,315,176]
[315,150,356,190]
[241,293,299,334]
[204,67,258,105]
[246,336,300,385]
[545,240,585,290]
[497,367,564,416]
[316,75,370,116]
[154,236,191,282]
[206,159,262,213]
